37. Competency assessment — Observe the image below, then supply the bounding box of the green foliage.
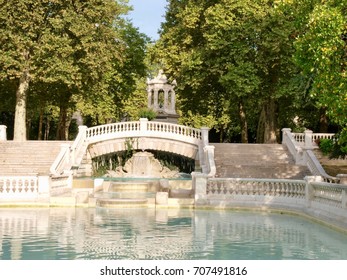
[0,0,150,139]
[179,111,217,129]
[318,130,347,159]
[137,108,157,121]
[154,0,316,143]
[332,129,347,158]
[294,0,347,127]
[319,138,334,155]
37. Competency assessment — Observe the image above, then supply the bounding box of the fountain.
[94,152,191,208]
[105,151,179,178]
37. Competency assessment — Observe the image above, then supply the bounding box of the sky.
[127,0,168,41]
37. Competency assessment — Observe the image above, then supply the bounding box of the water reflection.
[0,208,347,260]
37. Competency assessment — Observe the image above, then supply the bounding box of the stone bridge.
[51,118,216,176]
[85,118,204,159]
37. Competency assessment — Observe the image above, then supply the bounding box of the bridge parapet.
[85,118,203,146]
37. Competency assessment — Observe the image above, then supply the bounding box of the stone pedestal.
[337,174,347,185]
[0,125,7,141]
[156,192,169,206]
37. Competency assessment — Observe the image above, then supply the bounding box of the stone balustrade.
[0,176,39,199]
[85,118,202,145]
[207,178,306,199]
[193,173,347,229]
[0,174,73,200]
[310,181,347,209]
[290,129,335,148]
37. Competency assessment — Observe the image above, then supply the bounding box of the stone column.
[164,89,168,111]
[38,175,50,198]
[281,128,292,144]
[305,176,323,207]
[192,172,208,206]
[337,174,347,185]
[204,145,216,177]
[201,127,210,147]
[154,89,159,110]
[139,118,148,132]
[171,90,176,112]
[0,125,7,141]
[304,129,313,149]
[147,89,152,108]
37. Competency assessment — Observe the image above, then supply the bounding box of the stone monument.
[146,70,179,123]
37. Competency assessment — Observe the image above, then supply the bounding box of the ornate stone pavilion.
[146,70,179,123]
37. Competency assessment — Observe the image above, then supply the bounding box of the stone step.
[212,143,310,179]
[0,141,71,176]
[96,198,148,208]
[215,165,310,179]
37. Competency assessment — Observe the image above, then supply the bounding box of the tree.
[295,0,347,128]
[0,0,128,140]
[155,0,306,143]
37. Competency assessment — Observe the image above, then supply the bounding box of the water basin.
[1,208,347,260]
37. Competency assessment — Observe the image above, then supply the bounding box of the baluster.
[31,178,34,193]
[222,181,228,195]
[256,182,260,195]
[17,179,22,193]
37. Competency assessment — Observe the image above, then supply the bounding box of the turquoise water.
[0,208,347,260]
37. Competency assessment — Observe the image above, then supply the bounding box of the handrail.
[305,150,339,183]
[49,144,70,174]
[282,128,339,183]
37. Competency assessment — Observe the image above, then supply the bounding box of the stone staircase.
[0,141,69,176]
[213,143,311,179]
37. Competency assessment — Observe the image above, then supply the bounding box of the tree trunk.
[44,117,50,140]
[257,98,278,143]
[56,105,67,140]
[38,106,44,140]
[13,69,30,141]
[319,107,329,133]
[239,100,248,143]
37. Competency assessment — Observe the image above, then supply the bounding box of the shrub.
[138,108,157,120]
[319,138,334,155]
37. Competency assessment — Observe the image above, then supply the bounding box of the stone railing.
[85,118,203,146]
[50,144,71,174]
[0,174,72,200]
[206,178,306,199]
[282,128,338,183]
[86,121,141,139]
[0,176,39,199]
[290,130,335,148]
[309,181,347,210]
[192,174,347,229]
